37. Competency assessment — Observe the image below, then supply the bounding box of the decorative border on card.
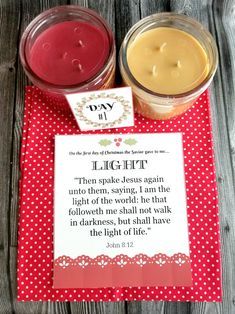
[75,92,132,128]
[54,253,192,288]
[55,253,190,269]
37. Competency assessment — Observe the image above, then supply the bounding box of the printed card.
[53,133,192,288]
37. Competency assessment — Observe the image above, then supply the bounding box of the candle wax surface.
[29,21,110,85]
[127,27,209,95]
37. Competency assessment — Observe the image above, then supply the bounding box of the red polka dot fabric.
[17,86,222,302]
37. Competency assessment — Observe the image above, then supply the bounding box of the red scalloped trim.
[53,252,192,288]
[54,253,190,269]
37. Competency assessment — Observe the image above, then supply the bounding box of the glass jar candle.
[20,6,115,98]
[119,13,218,120]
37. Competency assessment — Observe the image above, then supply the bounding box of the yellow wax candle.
[127,27,209,95]
[120,13,218,120]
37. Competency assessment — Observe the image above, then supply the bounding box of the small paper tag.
[66,87,134,131]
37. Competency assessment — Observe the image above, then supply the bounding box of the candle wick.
[78,40,84,47]
[176,60,182,68]
[72,59,83,71]
[152,65,157,77]
[62,52,68,59]
[78,64,83,71]
[159,42,167,52]
[74,27,80,33]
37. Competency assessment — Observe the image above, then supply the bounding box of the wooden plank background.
[0,0,235,313]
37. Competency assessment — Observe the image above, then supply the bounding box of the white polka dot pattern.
[17,87,222,302]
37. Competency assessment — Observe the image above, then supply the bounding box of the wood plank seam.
[8,1,23,312]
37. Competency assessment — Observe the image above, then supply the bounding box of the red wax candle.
[29,21,110,86]
[20,6,115,95]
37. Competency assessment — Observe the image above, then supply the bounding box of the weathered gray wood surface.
[0,0,234,313]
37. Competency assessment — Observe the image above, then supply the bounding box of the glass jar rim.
[20,5,115,93]
[119,12,218,100]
